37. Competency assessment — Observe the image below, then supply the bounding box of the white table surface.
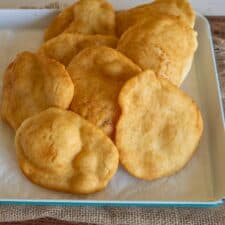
[0,0,224,15]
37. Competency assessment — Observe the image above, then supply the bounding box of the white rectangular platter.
[0,8,224,207]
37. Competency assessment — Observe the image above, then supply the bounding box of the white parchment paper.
[0,29,214,202]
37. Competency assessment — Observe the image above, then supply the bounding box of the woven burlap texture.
[0,31,225,225]
[1,205,225,224]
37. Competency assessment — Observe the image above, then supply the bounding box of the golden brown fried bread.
[39,33,118,66]
[117,16,197,86]
[15,107,119,194]
[116,70,203,180]
[0,52,74,130]
[64,0,115,35]
[44,5,74,41]
[67,46,141,137]
[44,0,115,41]
[116,0,195,36]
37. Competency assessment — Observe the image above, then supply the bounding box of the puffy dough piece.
[67,46,141,137]
[44,5,74,41]
[117,16,198,86]
[39,33,118,66]
[116,0,195,36]
[64,0,115,35]
[0,52,74,130]
[44,0,115,41]
[15,107,119,194]
[116,70,203,180]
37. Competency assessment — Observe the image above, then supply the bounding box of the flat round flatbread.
[15,107,119,194]
[39,33,118,66]
[0,52,74,130]
[116,0,195,36]
[67,46,141,137]
[116,70,203,180]
[44,0,115,41]
[117,16,197,86]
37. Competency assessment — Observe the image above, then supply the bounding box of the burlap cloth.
[1,204,225,224]
[0,16,225,225]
